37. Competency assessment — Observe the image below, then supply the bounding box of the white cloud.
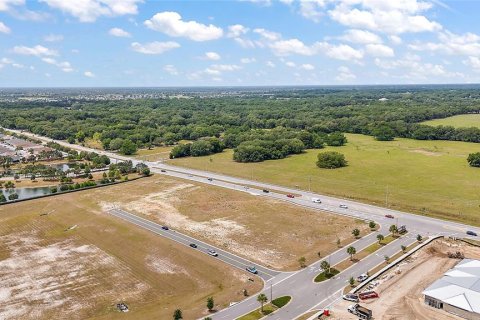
[240,57,256,64]
[0,0,24,12]
[204,51,221,60]
[328,0,442,34]
[108,27,131,37]
[285,61,296,67]
[336,65,356,81]
[269,38,317,56]
[301,63,315,70]
[0,21,10,34]
[41,57,73,72]
[40,0,142,22]
[163,64,179,75]
[131,41,180,54]
[409,31,480,56]
[365,43,394,57]
[13,45,58,56]
[463,56,480,71]
[144,11,223,41]
[341,29,382,44]
[266,61,275,68]
[43,34,63,42]
[319,42,364,60]
[0,57,24,69]
[298,0,327,23]
[254,28,281,41]
[205,64,241,75]
[84,71,95,77]
[234,37,256,48]
[389,35,402,45]
[227,24,249,38]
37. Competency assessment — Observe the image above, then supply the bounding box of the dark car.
[467,230,478,236]
[161,226,169,230]
[246,266,258,274]
[207,178,213,181]
[287,194,295,198]
[161,169,166,173]
[262,189,270,193]
[385,214,394,219]
[189,243,198,248]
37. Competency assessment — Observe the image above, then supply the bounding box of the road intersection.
[5,127,480,320]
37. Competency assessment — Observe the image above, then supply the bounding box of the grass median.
[237,296,291,320]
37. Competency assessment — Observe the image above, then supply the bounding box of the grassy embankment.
[171,133,480,226]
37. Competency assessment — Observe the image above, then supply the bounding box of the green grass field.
[422,114,480,128]
[170,134,480,226]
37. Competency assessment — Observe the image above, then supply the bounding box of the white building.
[423,259,480,320]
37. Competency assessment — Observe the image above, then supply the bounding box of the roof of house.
[423,259,480,313]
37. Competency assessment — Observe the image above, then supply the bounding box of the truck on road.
[347,304,372,320]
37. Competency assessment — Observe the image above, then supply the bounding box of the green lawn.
[314,268,340,282]
[236,296,291,320]
[170,133,480,226]
[422,114,480,128]
[363,235,396,254]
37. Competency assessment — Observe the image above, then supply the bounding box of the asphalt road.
[5,127,480,320]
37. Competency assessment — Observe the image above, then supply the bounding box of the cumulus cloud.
[227,24,249,38]
[163,64,179,75]
[409,31,480,56]
[144,11,223,41]
[0,21,10,34]
[0,0,24,12]
[131,41,180,54]
[298,0,327,22]
[254,28,281,41]
[285,61,296,67]
[43,34,63,42]
[269,38,317,56]
[12,45,58,56]
[300,63,315,70]
[108,27,131,37]
[240,57,256,63]
[41,57,73,72]
[365,43,394,57]
[341,29,382,44]
[40,0,142,22]
[84,71,95,77]
[266,61,275,68]
[204,51,221,60]
[204,64,241,75]
[336,65,356,81]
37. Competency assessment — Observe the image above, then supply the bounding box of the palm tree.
[389,224,398,236]
[320,260,331,275]
[347,246,356,260]
[377,234,384,244]
[257,293,268,313]
[352,228,360,238]
[369,221,376,230]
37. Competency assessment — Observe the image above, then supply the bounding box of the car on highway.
[207,178,213,181]
[208,249,218,257]
[262,189,269,193]
[287,194,295,198]
[312,198,322,203]
[189,243,198,248]
[161,226,169,230]
[357,273,369,282]
[467,230,478,236]
[342,294,359,302]
[161,169,166,173]
[339,204,348,209]
[246,266,258,274]
[385,214,394,219]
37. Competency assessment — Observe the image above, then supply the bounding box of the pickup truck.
[358,291,379,300]
[348,304,372,320]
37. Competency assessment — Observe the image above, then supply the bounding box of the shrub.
[316,151,347,169]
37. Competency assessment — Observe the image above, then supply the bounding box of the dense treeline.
[1,87,480,161]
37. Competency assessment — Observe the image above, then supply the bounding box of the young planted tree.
[384,255,390,263]
[401,245,407,252]
[377,234,384,244]
[417,234,423,242]
[389,224,398,236]
[347,246,357,261]
[257,293,268,313]
[173,309,183,320]
[352,228,360,238]
[369,221,376,230]
[320,260,331,275]
[349,276,355,287]
[207,297,214,311]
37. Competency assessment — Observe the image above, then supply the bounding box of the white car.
[208,249,218,257]
[357,273,369,282]
[312,198,322,203]
[340,204,348,209]
[342,294,359,302]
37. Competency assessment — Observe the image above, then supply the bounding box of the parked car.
[343,294,359,302]
[467,230,478,236]
[287,194,295,198]
[189,243,198,248]
[161,169,166,173]
[262,189,270,193]
[312,198,322,203]
[385,214,394,219]
[340,204,348,209]
[161,226,169,230]
[246,266,258,274]
[357,273,369,282]
[208,249,218,257]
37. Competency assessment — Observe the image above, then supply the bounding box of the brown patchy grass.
[103,175,369,271]
[0,181,261,320]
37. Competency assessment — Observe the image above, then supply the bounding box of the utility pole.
[270,283,273,302]
[385,185,389,207]
[308,176,312,192]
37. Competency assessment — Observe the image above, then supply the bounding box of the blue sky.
[0,0,480,87]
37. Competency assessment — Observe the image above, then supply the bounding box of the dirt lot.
[0,181,261,320]
[101,175,369,271]
[329,239,480,320]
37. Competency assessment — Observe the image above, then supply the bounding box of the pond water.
[1,186,52,201]
[49,163,71,172]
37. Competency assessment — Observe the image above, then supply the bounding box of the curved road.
[5,128,480,320]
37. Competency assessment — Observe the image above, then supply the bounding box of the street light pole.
[270,283,273,302]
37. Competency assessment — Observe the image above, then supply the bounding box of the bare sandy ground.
[329,239,480,320]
